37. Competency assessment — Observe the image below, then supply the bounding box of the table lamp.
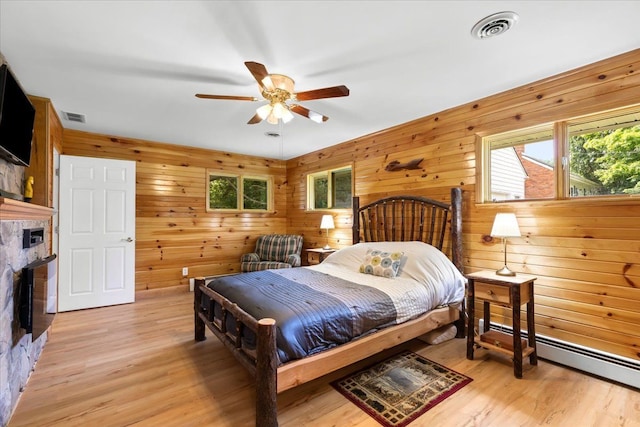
[490,213,521,276]
[320,215,335,250]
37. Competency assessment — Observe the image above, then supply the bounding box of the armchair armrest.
[241,253,260,263]
[286,253,301,267]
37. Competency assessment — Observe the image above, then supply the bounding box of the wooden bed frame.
[194,187,464,427]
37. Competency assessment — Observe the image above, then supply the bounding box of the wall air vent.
[471,11,519,39]
[61,111,86,123]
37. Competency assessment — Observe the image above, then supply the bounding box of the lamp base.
[495,265,516,276]
[323,244,331,250]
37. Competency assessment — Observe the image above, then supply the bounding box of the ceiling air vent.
[471,11,519,39]
[61,111,86,123]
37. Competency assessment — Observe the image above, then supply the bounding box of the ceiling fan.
[196,61,349,125]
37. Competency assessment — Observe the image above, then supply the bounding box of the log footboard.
[195,277,278,427]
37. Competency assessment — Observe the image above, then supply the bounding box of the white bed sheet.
[306,241,466,324]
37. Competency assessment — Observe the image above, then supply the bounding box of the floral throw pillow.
[359,249,405,278]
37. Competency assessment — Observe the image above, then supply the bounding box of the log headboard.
[352,187,463,272]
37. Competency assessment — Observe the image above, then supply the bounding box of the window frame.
[306,165,353,211]
[206,170,273,213]
[478,104,640,203]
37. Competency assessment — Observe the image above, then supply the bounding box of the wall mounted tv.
[0,63,36,167]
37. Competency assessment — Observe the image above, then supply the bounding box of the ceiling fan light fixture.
[266,112,279,125]
[256,103,273,120]
[273,102,293,123]
[281,108,294,123]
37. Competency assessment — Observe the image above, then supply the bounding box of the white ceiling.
[1,1,639,160]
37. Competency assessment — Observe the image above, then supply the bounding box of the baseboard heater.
[478,320,640,389]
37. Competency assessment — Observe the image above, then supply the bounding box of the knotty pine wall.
[62,130,287,291]
[286,48,640,362]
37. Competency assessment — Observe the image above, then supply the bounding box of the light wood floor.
[9,288,640,427]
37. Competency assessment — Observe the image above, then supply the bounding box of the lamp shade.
[256,104,273,120]
[490,213,521,238]
[320,215,335,230]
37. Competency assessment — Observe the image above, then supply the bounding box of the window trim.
[206,170,273,213]
[306,164,353,211]
[478,104,640,204]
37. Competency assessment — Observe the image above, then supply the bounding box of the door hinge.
[55,168,60,177]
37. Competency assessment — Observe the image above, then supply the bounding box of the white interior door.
[58,155,136,311]
[51,147,60,312]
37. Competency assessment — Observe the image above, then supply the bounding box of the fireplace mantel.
[0,197,54,221]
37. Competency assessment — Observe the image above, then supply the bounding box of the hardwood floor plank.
[9,289,639,427]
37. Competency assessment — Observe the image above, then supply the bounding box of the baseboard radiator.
[478,320,640,389]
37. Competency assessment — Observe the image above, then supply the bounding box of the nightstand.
[306,248,336,265]
[466,270,538,378]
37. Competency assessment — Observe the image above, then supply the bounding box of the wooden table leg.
[527,281,537,365]
[512,285,523,379]
[483,301,490,334]
[466,278,475,360]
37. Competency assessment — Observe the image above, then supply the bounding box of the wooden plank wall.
[286,48,640,362]
[62,130,287,291]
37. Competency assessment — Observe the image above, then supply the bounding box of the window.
[568,107,640,197]
[484,125,555,201]
[207,171,272,212]
[307,166,352,210]
[481,104,640,202]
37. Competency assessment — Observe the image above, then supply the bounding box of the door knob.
[123,237,134,242]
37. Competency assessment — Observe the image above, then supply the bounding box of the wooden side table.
[305,248,336,265]
[466,270,537,378]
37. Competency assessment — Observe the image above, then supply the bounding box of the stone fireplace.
[0,159,52,425]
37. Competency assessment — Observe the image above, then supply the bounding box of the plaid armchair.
[240,234,304,272]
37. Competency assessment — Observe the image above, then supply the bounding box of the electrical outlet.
[182,267,188,277]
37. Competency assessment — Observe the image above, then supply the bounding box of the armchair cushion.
[241,253,260,263]
[285,253,301,267]
[241,234,303,272]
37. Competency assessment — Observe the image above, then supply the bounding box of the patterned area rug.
[331,350,472,427]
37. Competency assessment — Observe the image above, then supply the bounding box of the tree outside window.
[308,166,352,210]
[209,175,238,209]
[243,178,269,210]
[570,126,640,196]
[207,172,272,212]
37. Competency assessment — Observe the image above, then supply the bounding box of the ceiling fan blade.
[247,113,263,125]
[290,104,329,123]
[294,85,349,101]
[245,61,270,89]
[196,94,258,101]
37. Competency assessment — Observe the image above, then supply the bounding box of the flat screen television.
[0,63,36,167]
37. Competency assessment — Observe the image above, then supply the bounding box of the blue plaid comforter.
[206,268,397,363]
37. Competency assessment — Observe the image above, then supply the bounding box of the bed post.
[194,277,206,342]
[450,188,466,338]
[450,187,463,272]
[256,318,278,427]
[352,196,360,244]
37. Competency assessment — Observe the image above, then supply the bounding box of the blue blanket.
[207,268,397,363]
